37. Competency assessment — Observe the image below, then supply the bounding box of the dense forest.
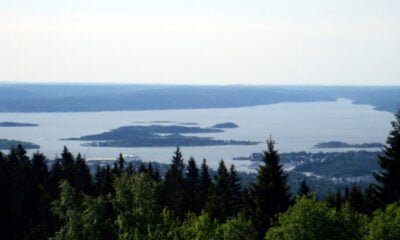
[1,111,400,240]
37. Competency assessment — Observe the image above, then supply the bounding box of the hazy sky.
[1,0,399,85]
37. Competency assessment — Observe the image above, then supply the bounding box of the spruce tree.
[138,162,147,173]
[60,146,76,184]
[125,162,135,175]
[228,164,242,215]
[246,137,291,239]
[74,153,93,194]
[348,184,365,213]
[153,168,161,183]
[94,165,114,195]
[205,160,232,221]
[161,147,188,218]
[117,153,125,170]
[32,152,49,186]
[197,159,212,211]
[373,109,400,206]
[297,179,311,197]
[186,157,200,213]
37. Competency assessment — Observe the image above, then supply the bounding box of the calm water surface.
[0,99,394,170]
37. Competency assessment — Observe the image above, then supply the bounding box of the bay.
[0,99,393,170]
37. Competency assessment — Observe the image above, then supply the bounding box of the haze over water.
[0,99,393,170]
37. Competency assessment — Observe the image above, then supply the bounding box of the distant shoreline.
[0,84,398,113]
[313,141,383,149]
[0,139,40,150]
[0,122,39,127]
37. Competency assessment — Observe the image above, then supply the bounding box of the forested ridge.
[1,111,400,239]
[1,84,400,113]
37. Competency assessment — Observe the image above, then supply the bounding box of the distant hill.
[0,122,39,127]
[0,84,399,113]
[211,122,239,129]
[313,141,383,149]
[0,139,40,150]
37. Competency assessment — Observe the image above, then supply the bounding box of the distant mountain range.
[0,84,399,113]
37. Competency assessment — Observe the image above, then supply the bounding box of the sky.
[0,0,399,85]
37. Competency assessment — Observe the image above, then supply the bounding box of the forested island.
[0,121,39,127]
[211,122,239,128]
[0,139,40,149]
[313,141,383,148]
[65,124,258,147]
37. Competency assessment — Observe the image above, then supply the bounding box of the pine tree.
[125,162,135,175]
[364,185,379,214]
[32,152,49,186]
[60,146,76,184]
[94,165,114,195]
[297,179,311,197]
[161,147,188,218]
[117,153,125,170]
[153,168,161,183]
[228,164,242,215]
[170,146,185,175]
[146,162,161,182]
[10,144,30,163]
[348,184,365,213]
[246,137,291,239]
[138,162,147,173]
[326,190,344,210]
[197,159,212,211]
[50,159,64,197]
[186,157,200,213]
[205,160,231,221]
[373,109,400,206]
[1,144,43,240]
[74,153,93,194]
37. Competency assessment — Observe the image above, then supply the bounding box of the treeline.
[1,112,400,240]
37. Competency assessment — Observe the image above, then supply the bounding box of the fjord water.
[0,99,394,170]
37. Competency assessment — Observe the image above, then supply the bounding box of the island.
[0,139,40,150]
[64,124,259,147]
[313,141,384,149]
[210,122,239,129]
[0,121,39,127]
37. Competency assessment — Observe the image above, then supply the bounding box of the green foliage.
[265,195,367,240]
[216,213,257,240]
[365,202,400,240]
[112,173,159,240]
[180,212,218,240]
[81,195,116,240]
[51,181,84,240]
[147,208,181,240]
